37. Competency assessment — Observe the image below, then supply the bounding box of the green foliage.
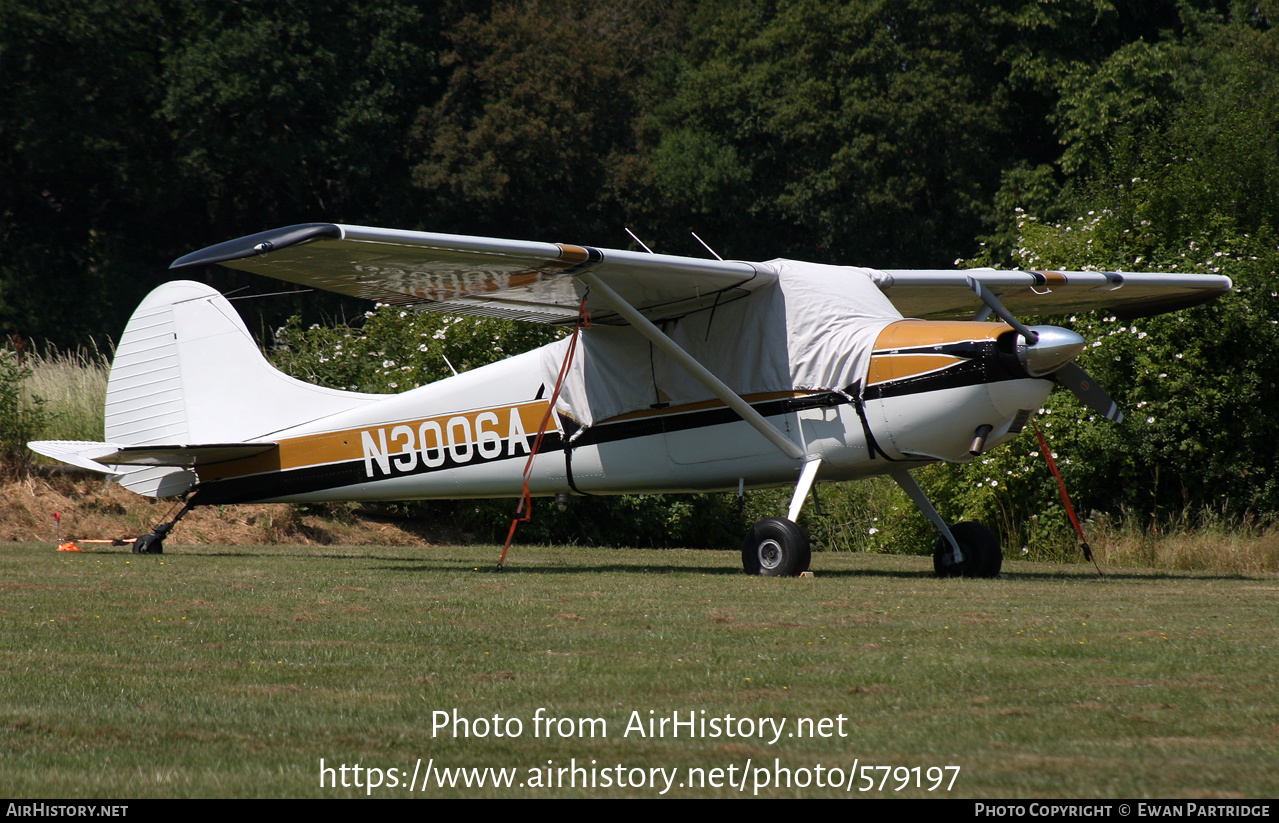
[630,0,1025,265]
[0,349,47,476]
[5,0,1278,557]
[945,2,1279,551]
[271,307,564,393]
[946,209,1279,547]
[161,0,446,227]
[0,0,177,346]
[410,0,681,240]
[1001,212,1279,522]
[418,492,749,550]
[740,477,937,557]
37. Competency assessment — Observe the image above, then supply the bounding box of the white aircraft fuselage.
[191,319,1048,507]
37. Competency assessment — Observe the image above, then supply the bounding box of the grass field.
[2,542,1277,798]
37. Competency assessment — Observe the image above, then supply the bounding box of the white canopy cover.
[544,260,904,427]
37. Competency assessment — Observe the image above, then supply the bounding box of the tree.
[946,2,1279,535]
[160,0,450,230]
[410,0,683,242]
[0,0,180,345]
[624,0,1178,267]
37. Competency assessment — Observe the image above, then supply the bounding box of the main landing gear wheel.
[742,517,811,577]
[933,521,1001,579]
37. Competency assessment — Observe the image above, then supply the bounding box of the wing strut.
[577,272,806,461]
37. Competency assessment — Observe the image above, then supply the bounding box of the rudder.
[105,280,379,497]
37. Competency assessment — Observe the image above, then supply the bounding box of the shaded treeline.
[5,0,1257,345]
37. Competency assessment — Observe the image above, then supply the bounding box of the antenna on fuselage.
[624,227,655,254]
[691,231,723,261]
[441,353,459,376]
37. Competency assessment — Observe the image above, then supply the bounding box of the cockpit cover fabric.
[543,260,903,427]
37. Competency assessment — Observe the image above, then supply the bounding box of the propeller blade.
[1054,363,1124,423]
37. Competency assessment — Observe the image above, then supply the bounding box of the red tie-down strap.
[1032,421,1102,575]
[497,295,592,569]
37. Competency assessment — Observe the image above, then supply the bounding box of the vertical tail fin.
[104,280,379,497]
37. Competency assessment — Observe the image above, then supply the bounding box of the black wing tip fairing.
[170,223,343,271]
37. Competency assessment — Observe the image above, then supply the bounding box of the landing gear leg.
[890,469,1002,579]
[741,458,821,576]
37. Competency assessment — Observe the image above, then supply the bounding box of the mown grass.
[2,542,1276,798]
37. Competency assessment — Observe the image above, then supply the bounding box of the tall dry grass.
[23,344,110,442]
[1087,511,1279,574]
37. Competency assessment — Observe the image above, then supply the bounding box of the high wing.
[170,223,776,326]
[880,269,1231,320]
[171,224,1231,323]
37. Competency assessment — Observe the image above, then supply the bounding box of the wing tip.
[170,223,343,270]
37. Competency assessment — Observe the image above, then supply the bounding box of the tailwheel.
[132,533,164,554]
[742,517,811,577]
[132,506,191,556]
[934,521,1001,578]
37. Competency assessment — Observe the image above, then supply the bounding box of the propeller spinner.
[968,277,1123,422]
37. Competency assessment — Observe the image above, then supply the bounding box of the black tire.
[933,521,1001,578]
[742,517,811,577]
[133,533,164,555]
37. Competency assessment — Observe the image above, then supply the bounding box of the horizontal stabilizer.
[27,441,123,474]
[29,440,277,471]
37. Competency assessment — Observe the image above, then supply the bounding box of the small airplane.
[30,223,1231,576]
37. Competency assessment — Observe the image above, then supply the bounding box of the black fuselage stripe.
[195,434,564,505]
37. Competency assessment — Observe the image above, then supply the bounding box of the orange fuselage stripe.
[201,401,551,481]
